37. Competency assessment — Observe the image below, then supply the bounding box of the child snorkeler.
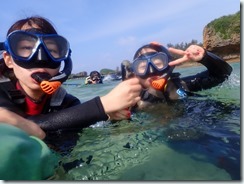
[0,16,142,139]
[121,42,232,110]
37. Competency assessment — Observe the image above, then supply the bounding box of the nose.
[37,47,49,62]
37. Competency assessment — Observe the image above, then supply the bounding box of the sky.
[0,0,240,74]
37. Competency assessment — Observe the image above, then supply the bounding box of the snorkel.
[150,66,174,91]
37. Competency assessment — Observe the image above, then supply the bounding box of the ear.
[3,52,14,68]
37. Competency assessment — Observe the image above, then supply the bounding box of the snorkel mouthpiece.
[151,78,167,90]
[31,72,61,94]
[31,72,52,83]
[40,81,61,94]
[150,65,175,91]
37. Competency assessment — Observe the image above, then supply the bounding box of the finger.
[120,109,131,119]
[169,57,189,66]
[128,77,141,86]
[129,83,142,94]
[133,96,141,104]
[23,122,46,139]
[111,110,131,120]
[168,47,186,56]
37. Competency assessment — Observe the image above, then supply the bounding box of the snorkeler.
[85,70,103,84]
[0,16,141,137]
[121,42,232,110]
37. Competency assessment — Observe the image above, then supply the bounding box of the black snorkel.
[31,56,72,94]
[0,42,4,51]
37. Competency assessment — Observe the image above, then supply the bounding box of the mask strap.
[0,42,4,50]
[49,57,72,83]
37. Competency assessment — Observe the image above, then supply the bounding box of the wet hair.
[1,16,58,80]
[90,71,101,78]
[6,16,57,36]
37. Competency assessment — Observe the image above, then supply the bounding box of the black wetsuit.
[0,83,108,132]
[136,51,233,106]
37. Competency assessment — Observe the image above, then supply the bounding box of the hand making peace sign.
[168,45,205,66]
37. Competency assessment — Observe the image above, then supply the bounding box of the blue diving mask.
[4,30,71,69]
[132,52,170,79]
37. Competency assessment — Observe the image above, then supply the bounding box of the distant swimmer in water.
[0,16,142,139]
[85,70,103,85]
[121,42,232,111]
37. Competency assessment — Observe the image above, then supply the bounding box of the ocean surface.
[52,62,240,181]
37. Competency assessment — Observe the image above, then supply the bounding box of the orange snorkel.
[31,72,61,94]
[151,77,167,91]
[150,65,175,91]
[40,80,61,95]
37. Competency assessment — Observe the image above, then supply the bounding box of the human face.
[4,52,59,99]
[135,48,167,89]
[90,75,102,84]
[3,23,60,99]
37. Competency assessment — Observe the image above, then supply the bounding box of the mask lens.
[133,59,148,75]
[92,76,100,81]
[151,53,168,70]
[8,32,38,60]
[43,35,69,60]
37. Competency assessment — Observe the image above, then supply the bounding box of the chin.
[31,84,42,91]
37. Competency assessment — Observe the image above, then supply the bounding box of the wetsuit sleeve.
[28,96,109,131]
[181,51,233,91]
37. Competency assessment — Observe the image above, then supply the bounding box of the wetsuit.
[0,81,108,132]
[136,51,233,106]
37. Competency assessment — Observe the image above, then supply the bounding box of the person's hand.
[0,108,46,139]
[100,77,141,113]
[107,109,131,120]
[168,45,205,66]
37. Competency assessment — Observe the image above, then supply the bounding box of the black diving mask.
[4,30,71,69]
[91,76,101,82]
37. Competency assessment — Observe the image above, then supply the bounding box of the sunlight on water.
[54,62,240,180]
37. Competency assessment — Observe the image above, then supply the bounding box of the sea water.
[53,62,240,180]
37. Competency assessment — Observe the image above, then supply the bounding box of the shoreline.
[176,58,240,68]
[225,58,240,63]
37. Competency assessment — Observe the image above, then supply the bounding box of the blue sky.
[0,0,240,74]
